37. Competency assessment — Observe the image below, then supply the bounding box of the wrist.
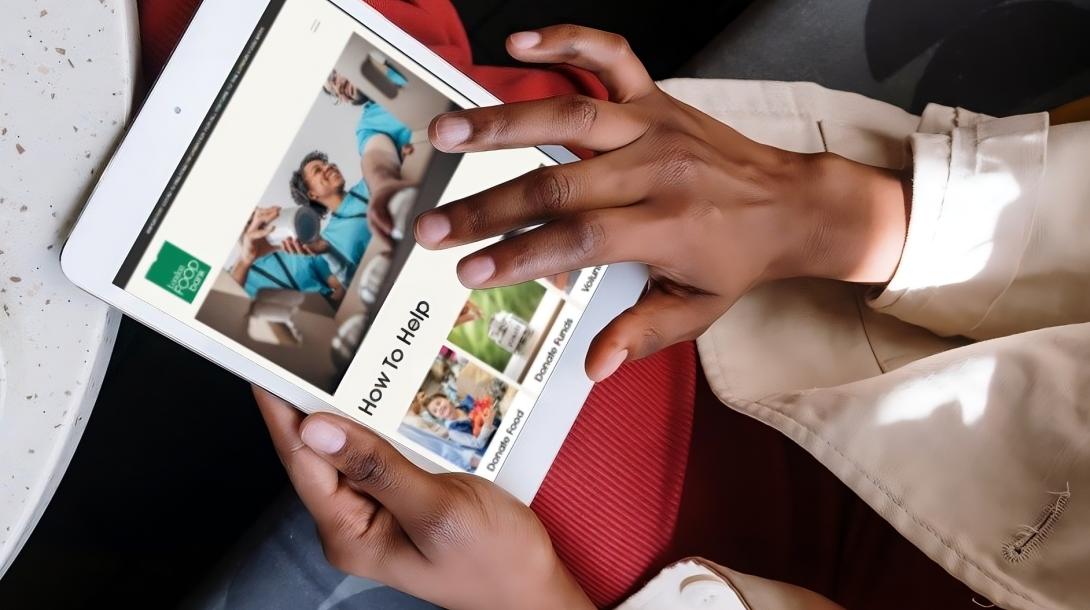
[794,152,910,284]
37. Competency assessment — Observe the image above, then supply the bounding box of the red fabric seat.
[136,2,688,606]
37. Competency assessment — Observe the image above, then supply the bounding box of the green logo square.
[146,242,210,303]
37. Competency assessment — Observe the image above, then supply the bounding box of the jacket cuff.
[868,110,1048,339]
[616,559,748,610]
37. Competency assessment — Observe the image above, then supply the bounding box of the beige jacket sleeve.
[649,78,1090,610]
[869,108,1090,339]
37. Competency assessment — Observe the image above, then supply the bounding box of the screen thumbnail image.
[446,281,566,383]
[399,346,517,472]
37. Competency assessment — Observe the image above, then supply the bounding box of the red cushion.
[136,2,681,606]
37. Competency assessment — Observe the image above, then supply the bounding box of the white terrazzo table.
[0,0,138,578]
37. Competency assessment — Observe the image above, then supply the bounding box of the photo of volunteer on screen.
[230,205,346,303]
[196,34,452,395]
[228,78,414,303]
[278,68,416,265]
[399,347,514,472]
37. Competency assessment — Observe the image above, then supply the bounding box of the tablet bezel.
[62,0,647,502]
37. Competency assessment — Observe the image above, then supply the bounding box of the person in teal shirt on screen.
[244,251,336,299]
[288,151,373,277]
[284,69,417,284]
[229,206,346,304]
[355,99,414,161]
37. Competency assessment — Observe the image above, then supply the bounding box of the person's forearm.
[230,260,253,288]
[361,135,403,189]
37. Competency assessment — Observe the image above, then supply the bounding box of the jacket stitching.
[1002,484,1070,563]
[742,396,1038,605]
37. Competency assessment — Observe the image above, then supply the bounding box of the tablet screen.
[112,0,606,477]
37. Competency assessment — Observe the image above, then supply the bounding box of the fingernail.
[433,116,472,151]
[509,31,542,49]
[459,256,495,287]
[416,213,451,246]
[301,419,346,454]
[590,349,628,382]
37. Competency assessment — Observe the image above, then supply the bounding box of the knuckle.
[320,513,367,566]
[331,506,363,539]
[605,32,634,59]
[341,446,396,493]
[616,307,667,358]
[477,109,515,144]
[458,200,490,236]
[526,168,576,212]
[320,509,394,576]
[556,95,599,134]
[567,212,608,258]
[360,517,399,568]
[557,24,584,48]
[639,321,667,354]
[507,240,538,279]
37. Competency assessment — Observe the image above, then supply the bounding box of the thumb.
[299,413,448,546]
[585,283,727,382]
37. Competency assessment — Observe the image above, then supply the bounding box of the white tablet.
[62,0,646,502]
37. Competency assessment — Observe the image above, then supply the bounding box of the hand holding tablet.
[255,388,595,610]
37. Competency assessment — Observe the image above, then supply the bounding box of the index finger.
[429,94,648,154]
[254,387,341,502]
[254,389,426,580]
